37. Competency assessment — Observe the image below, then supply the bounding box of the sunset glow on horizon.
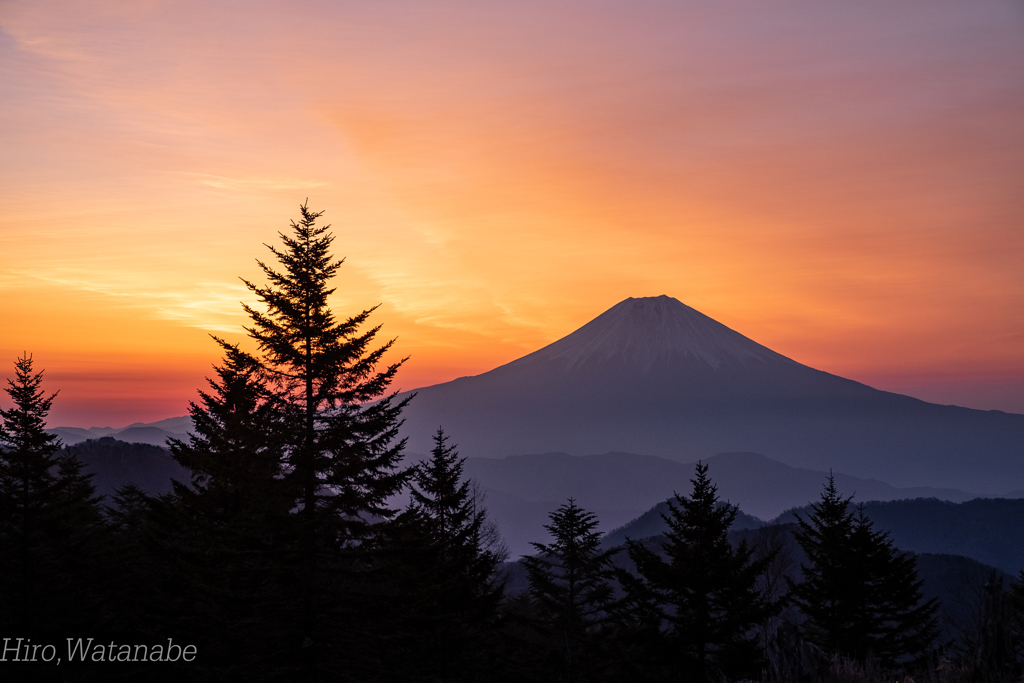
[2,1,1023,427]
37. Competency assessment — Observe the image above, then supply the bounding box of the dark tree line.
[2,203,1023,682]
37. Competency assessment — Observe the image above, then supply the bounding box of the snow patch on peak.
[526,296,795,373]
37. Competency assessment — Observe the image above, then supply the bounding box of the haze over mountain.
[466,451,979,524]
[397,296,1024,493]
[460,450,985,557]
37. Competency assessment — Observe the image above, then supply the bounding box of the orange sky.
[1,0,1023,426]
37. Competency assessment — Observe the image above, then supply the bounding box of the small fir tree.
[523,498,619,683]
[787,474,857,653]
[99,483,178,680]
[789,478,939,669]
[410,427,479,541]
[618,462,772,682]
[389,427,503,681]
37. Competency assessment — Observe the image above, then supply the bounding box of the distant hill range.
[450,449,996,558]
[774,497,1024,576]
[49,415,192,448]
[53,435,1024,573]
[598,499,765,549]
[396,296,1024,494]
[55,433,1001,558]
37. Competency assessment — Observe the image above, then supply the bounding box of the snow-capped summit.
[516,295,792,373]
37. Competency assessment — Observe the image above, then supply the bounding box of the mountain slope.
[397,296,1024,492]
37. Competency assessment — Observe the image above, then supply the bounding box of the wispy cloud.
[190,174,329,192]
[8,269,254,334]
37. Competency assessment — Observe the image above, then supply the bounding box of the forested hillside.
[60,437,186,496]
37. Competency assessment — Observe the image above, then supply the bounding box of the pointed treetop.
[1,353,61,455]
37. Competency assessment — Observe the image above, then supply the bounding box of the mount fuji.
[396,296,1024,493]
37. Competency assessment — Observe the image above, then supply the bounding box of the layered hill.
[774,497,1024,575]
[50,416,191,447]
[612,496,1024,575]
[461,450,982,557]
[397,296,1024,493]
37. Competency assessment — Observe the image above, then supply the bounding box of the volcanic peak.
[516,295,795,373]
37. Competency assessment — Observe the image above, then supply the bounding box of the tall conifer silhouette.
[0,354,104,638]
[240,202,411,674]
[789,477,938,669]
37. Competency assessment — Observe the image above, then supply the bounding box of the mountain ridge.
[49,416,191,448]
[47,296,1024,492]
[394,296,1024,493]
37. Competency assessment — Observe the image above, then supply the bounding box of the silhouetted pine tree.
[618,462,771,682]
[1010,570,1024,650]
[0,354,106,640]
[947,570,1022,682]
[787,475,857,654]
[50,448,108,633]
[851,506,938,667]
[789,478,939,669]
[523,498,619,683]
[103,484,156,639]
[105,483,152,544]
[998,571,1024,679]
[160,340,294,676]
[241,202,411,677]
[386,427,504,682]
